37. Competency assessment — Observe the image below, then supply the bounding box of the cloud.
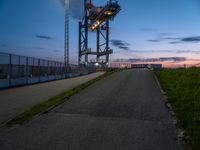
[113,57,187,63]
[181,36,200,42]
[163,37,179,40]
[0,44,7,47]
[112,49,200,54]
[118,46,129,50]
[147,33,200,45]
[59,0,83,20]
[35,35,53,40]
[147,33,176,43]
[35,47,62,53]
[147,40,160,42]
[169,41,181,44]
[110,40,131,51]
[169,36,200,44]
[138,28,159,32]
[158,33,175,37]
[175,50,200,54]
[69,0,83,20]
[53,50,62,53]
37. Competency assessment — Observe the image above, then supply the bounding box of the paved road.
[0,72,104,125]
[0,69,180,150]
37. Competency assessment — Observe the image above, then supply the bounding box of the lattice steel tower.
[64,0,69,70]
[78,0,121,67]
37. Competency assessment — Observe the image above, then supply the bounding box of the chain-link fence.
[0,52,83,89]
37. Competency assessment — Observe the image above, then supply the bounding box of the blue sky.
[0,0,200,64]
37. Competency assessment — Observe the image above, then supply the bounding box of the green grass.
[155,68,200,150]
[6,70,117,126]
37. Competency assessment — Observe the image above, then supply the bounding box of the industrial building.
[109,62,162,69]
[131,64,162,69]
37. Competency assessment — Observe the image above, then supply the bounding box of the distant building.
[131,64,147,68]
[131,64,162,69]
[109,62,162,69]
[109,62,132,68]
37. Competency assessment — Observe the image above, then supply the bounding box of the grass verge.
[155,68,200,150]
[6,70,117,126]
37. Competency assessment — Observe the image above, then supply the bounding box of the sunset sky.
[0,0,200,66]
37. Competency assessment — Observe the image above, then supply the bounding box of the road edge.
[152,70,183,150]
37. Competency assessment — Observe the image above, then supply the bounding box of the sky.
[0,0,200,65]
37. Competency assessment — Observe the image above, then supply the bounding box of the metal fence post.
[54,62,56,80]
[48,60,50,81]
[9,54,12,87]
[38,59,41,82]
[26,57,28,84]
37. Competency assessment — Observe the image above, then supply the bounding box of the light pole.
[64,0,69,73]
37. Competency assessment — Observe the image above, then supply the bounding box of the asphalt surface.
[0,69,180,150]
[0,72,104,125]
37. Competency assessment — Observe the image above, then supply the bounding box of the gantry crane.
[78,0,121,67]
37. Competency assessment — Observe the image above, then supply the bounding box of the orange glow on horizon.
[110,59,200,68]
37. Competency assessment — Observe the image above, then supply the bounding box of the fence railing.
[0,52,84,89]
